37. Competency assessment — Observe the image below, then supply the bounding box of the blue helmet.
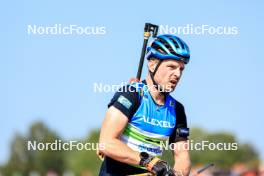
[146,34,190,64]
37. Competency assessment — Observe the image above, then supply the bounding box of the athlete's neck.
[145,76,165,106]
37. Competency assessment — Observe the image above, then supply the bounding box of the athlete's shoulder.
[166,94,185,108]
[175,99,185,109]
[107,83,143,119]
[129,81,146,91]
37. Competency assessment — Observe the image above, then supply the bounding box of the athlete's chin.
[165,85,176,93]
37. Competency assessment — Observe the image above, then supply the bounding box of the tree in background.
[66,130,102,176]
[1,122,66,176]
[189,127,259,169]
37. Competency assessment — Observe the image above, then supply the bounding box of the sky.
[1,0,264,165]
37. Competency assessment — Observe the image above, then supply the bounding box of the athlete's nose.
[174,68,182,79]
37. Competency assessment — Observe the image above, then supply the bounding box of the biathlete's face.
[149,59,185,92]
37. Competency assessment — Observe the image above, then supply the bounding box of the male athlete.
[99,34,191,176]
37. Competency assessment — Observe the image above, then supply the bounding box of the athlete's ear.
[148,59,159,72]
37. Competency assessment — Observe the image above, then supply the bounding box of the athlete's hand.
[96,150,105,161]
[145,157,175,176]
[165,169,176,176]
[129,77,140,83]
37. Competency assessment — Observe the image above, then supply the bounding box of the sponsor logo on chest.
[140,116,175,128]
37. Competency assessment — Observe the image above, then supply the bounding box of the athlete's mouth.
[170,79,177,85]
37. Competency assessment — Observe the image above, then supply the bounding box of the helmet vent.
[152,43,167,54]
[157,38,178,55]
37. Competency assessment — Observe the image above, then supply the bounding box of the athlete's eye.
[180,67,185,71]
[167,65,176,69]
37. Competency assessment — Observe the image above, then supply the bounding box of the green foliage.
[1,122,65,176]
[189,127,260,168]
[66,130,102,176]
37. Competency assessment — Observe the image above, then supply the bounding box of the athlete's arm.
[170,101,191,176]
[99,106,141,165]
[99,85,141,165]
[172,140,191,176]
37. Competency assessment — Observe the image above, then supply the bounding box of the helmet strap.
[149,60,168,96]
